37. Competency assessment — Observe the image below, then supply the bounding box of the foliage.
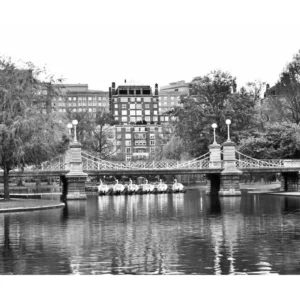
[172,70,258,157]
[264,50,300,124]
[66,109,117,158]
[238,122,300,159]
[0,57,69,200]
[162,135,185,160]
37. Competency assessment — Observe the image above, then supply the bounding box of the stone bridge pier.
[62,140,87,200]
[280,172,300,192]
[206,139,242,197]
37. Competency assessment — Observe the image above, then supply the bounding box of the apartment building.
[52,84,109,117]
[109,81,162,160]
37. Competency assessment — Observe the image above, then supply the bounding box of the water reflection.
[1,189,300,274]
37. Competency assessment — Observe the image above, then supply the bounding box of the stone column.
[65,141,87,200]
[206,143,221,195]
[209,143,221,169]
[219,140,242,196]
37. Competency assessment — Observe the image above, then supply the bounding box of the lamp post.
[72,120,78,143]
[212,123,217,144]
[67,123,72,136]
[225,119,231,141]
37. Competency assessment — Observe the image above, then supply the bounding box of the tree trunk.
[3,165,10,201]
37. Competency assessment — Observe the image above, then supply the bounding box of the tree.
[84,111,117,159]
[0,58,69,200]
[173,70,258,157]
[265,50,300,124]
[66,109,117,158]
[238,122,300,159]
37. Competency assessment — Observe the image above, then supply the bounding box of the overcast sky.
[1,0,300,91]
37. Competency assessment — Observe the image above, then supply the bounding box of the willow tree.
[0,58,69,200]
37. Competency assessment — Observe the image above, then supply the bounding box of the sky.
[1,0,300,92]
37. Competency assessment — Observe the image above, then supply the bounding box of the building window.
[122,104,127,109]
[150,140,155,145]
[125,140,131,146]
[114,117,118,121]
[120,98,127,103]
[125,133,131,139]
[98,97,102,101]
[153,104,158,108]
[122,110,127,115]
[73,108,77,112]
[126,155,131,161]
[136,104,142,109]
[135,140,147,146]
[153,116,158,121]
[117,134,122,139]
[130,104,135,109]
[144,98,150,103]
[165,116,169,121]
[115,104,118,108]
[150,147,156,153]
[171,97,174,100]
[136,97,141,102]
[145,110,150,115]
[145,116,150,122]
[135,133,146,139]
[103,97,106,100]
[150,127,155,132]
[130,117,136,122]
[117,127,122,132]
[136,110,142,116]
[153,111,157,115]
[130,110,136,116]
[114,111,118,116]
[126,148,131,154]
[122,117,127,122]
[117,141,121,146]
[150,134,155,139]
[126,127,131,132]
[136,116,142,122]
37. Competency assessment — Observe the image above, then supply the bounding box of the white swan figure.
[172,179,184,192]
[157,179,168,192]
[113,179,125,193]
[142,179,155,193]
[98,179,110,194]
[128,179,139,193]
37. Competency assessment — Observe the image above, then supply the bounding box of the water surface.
[1,189,300,275]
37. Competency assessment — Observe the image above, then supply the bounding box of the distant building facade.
[109,81,162,160]
[158,80,191,124]
[52,84,109,117]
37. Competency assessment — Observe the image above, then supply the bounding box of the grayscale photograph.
[0,0,299,298]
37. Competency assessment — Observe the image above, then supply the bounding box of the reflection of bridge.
[2,138,300,199]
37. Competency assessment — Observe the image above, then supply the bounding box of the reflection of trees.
[0,212,72,274]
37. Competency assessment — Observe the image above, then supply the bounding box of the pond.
[0,188,300,275]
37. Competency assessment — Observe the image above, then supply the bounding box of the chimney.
[155,83,158,96]
[112,82,116,95]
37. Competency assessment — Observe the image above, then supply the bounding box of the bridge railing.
[81,151,212,170]
[235,150,300,169]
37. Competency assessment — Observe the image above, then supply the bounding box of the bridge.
[2,135,300,199]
